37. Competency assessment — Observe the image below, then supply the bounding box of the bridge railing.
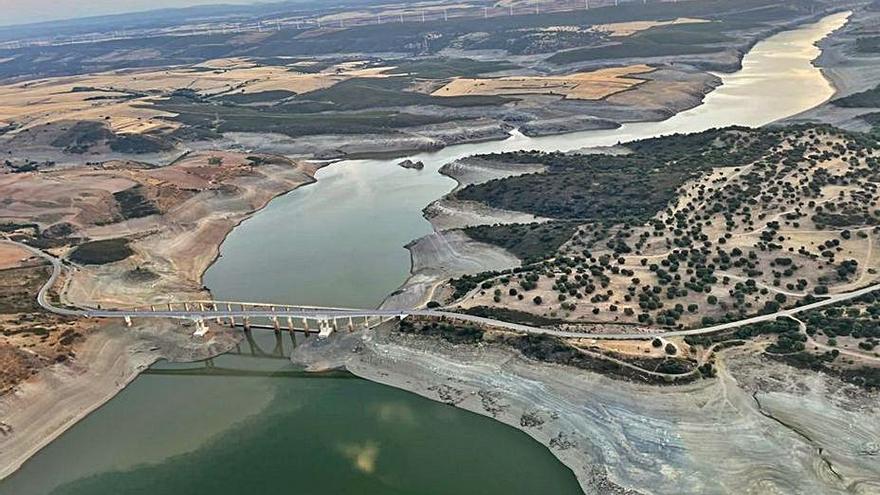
[127,300,368,314]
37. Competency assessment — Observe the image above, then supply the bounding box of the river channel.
[0,11,849,495]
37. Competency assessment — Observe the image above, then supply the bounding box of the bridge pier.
[302,318,310,337]
[124,315,132,327]
[193,317,208,337]
[246,330,257,356]
[183,302,190,312]
[348,316,354,332]
[212,303,222,324]
[273,331,284,357]
[317,318,334,338]
[243,316,251,331]
[167,302,174,311]
[226,303,236,327]
[271,307,281,334]
[287,316,295,334]
[149,305,156,312]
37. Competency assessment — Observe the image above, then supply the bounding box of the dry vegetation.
[449,126,880,332]
[591,17,709,37]
[0,58,394,137]
[1,151,317,308]
[431,64,654,100]
[0,256,95,395]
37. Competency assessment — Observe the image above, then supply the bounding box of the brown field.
[0,150,318,308]
[431,64,654,100]
[0,245,32,271]
[591,17,709,37]
[0,59,394,135]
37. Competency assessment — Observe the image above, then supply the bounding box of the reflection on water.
[3,332,585,495]
[0,11,849,495]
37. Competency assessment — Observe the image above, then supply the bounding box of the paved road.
[8,239,880,341]
[4,239,83,317]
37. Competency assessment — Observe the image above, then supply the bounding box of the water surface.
[0,11,849,495]
[206,11,848,309]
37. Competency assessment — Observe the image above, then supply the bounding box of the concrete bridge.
[10,238,880,342]
[127,300,398,338]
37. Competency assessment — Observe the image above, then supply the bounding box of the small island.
[398,159,425,170]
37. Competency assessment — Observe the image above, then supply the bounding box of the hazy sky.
[0,0,265,26]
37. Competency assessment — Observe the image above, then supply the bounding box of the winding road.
[8,238,880,341]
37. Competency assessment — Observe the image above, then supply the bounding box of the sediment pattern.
[293,327,880,495]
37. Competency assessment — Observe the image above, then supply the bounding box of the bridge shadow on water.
[145,328,354,379]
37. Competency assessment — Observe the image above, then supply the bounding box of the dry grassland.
[453,130,880,328]
[0,59,393,135]
[591,17,709,37]
[431,64,654,100]
[0,245,32,271]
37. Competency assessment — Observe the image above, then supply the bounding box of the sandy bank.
[218,119,514,160]
[0,151,321,479]
[380,230,520,310]
[0,320,240,480]
[293,326,880,495]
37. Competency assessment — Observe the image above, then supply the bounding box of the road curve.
[7,239,880,341]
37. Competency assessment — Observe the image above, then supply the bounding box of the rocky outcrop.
[397,159,424,170]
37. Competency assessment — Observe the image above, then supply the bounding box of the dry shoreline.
[293,326,880,494]
[0,321,241,480]
[0,6,862,485]
[379,157,536,310]
[0,154,322,480]
[367,9,879,495]
[782,6,880,131]
[385,7,858,314]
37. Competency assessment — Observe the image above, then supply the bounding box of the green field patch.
[833,84,880,108]
[113,185,160,220]
[218,90,297,105]
[291,77,512,110]
[548,21,734,64]
[69,238,133,265]
[456,127,784,223]
[463,221,580,262]
[388,58,518,78]
[150,97,474,138]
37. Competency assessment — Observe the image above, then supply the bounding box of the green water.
[0,12,849,495]
[1,329,583,495]
[50,364,578,494]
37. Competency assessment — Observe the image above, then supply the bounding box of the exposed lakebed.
[0,11,850,495]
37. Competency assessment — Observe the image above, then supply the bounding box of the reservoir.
[0,11,849,495]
